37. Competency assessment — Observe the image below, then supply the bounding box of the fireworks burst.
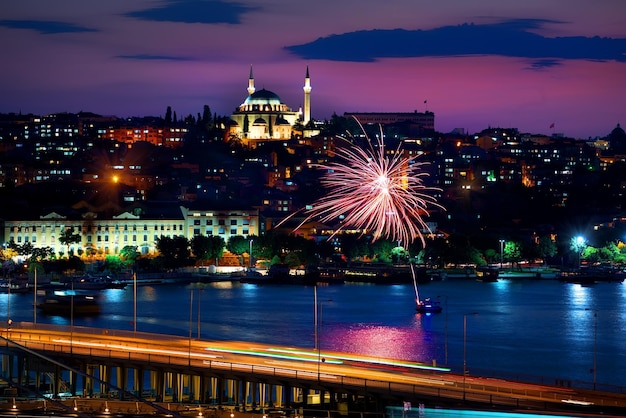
[303,121,444,248]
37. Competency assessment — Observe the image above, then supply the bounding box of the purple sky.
[2,0,625,138]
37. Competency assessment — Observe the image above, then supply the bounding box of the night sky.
[2,0,625,138]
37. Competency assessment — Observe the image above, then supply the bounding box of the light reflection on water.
[2,278,625,388]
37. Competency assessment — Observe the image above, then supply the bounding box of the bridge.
[1,324,625,417]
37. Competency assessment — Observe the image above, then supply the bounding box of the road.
[2,324,625,416]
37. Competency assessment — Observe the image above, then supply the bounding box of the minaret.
[302,66,312,125]
[247,65,255,96]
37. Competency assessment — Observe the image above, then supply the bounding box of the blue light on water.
[387,406,589,418]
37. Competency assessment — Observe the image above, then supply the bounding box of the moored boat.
[62,275,127,290]
[557,266,625,284]
[37,290,100,316]
[0,279,30,293]
[476,266,499,282]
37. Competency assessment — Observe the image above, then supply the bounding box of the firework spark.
[303,122,444,248]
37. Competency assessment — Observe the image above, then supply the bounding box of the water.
[2,278,625,389]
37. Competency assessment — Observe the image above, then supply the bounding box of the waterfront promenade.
[2,325,626,417]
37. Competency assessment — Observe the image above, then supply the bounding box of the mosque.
[227,66,313,148]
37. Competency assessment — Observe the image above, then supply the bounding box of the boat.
[239,268,276,284]
[37,290,101,316]
[557,266,625,284]
[411,263,442,314]
[62,275,127,290]
[415,297,443,314]
[342,263,420,284]
[0,279,30,293]
[476,266,499,282]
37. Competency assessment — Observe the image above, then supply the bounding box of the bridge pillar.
[69,369,77,396]
[192,375,201,403]
[154,369,166,402]
[201,375,211,404]
[216,376,224,405]
[136,367,144,398]
[99,364,108,396]
[54,364,62,397]
[227,379,235,405]
[1,353,14,381]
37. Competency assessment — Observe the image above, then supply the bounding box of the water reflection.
[5,279,626,387]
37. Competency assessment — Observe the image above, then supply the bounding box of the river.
[3,277,625,390]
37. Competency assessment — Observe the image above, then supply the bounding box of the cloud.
[0,20,97,34]
[285,19,626,64]
[116,54,194,61]
[527,59,562,70]
[123,0,257,24]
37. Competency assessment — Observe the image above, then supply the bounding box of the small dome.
[275,116,290,125]
[244,89,282,106]
[253,117,267,125]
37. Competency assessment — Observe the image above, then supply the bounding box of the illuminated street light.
[499,239,505,268]
[571,236,586,267]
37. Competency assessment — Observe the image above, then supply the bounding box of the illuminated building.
[227,66,315,148]
[3,204,259,258]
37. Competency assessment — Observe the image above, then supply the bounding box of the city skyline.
[1,0,625,138]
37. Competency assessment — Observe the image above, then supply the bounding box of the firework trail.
[302,120,444,248]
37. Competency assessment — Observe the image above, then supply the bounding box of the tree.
[165,106,172,124]
[120,245,140,268]
[103,255,124,275]
[202,105,212,129]
[504,241,522,268]
[227,235,251,266]
[31,247,54,262]
[537,236,558,265]
[155,235,191,270]
[59,228,81,257]
[191,235,225,265]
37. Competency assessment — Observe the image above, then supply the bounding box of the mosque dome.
[244,89,282,106]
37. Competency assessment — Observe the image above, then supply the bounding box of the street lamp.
[572,236,586,267]
[463,312,478,401]
[6,277,11,328]
[585,308,597,390]
[317,298,332,382]
[33,267,37,326]
[499,240,505,268]
[133,269,137,334]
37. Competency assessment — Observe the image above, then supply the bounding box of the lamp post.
[317,298,332,382]
[133,269,137,334]
[585,308,597,390]
[6,277,11,329]
[189,290,194,365]
[499,240,505,268]
[33,267,37,326]
[463,312,478,401]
